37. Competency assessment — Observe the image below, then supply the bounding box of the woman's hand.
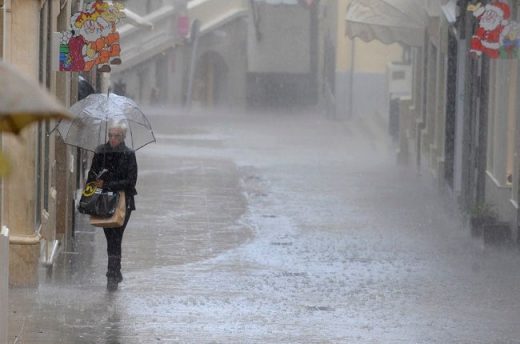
[95,179,104,188]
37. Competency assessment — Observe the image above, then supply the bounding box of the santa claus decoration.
[468,0,511,58]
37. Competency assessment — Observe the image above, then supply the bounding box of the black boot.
[107,255,122,291]
[107,277,118,291]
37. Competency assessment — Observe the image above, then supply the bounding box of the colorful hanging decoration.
[59,1,125,72]
[468,0,520,59]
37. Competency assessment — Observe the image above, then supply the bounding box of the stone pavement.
[8,116,251,343]
[8,109,520,343]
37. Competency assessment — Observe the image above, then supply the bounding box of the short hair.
[108,120,127,138]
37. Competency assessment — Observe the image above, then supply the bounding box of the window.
[36,2,52,225]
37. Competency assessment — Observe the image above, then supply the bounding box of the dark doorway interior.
[444,32,458,189]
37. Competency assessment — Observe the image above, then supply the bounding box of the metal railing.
[0,226,9,344]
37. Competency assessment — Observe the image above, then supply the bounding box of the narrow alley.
[8,110,520,343]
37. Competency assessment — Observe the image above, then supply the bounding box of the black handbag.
[90,191,126,228]
[78,182,120,218]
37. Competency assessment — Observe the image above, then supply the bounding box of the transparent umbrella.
[55,92,155,152]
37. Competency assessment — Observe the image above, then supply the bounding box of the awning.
[345,0,428,47]
[441,0,458,24]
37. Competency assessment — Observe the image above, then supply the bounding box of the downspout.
[185,19,201,109]
[348,37,355,118]
[249,0,262,41]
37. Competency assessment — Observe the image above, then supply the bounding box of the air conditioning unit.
[386,62,412,100]
[386,62,412,140]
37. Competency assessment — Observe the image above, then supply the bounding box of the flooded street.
[8,109,520,343]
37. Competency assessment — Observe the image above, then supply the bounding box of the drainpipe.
[348,37,356,119]
[185,19,201,109]
[249,0,262,41]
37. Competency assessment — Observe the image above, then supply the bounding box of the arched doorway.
[192,51,229,108]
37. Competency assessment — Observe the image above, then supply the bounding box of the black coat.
[87,142,138,210]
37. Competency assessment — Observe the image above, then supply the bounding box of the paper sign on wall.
[58,1,125,72]
[468,0,520,59]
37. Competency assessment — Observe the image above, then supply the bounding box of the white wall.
[336,71,389,119]
[248,4,310,73]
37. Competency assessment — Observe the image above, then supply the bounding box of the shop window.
[506,61,517,185]
[487,61,496,173]
[35,121,50,225]
[488,58,517,187]
[35,2,52,226]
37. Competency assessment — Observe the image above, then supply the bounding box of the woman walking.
[86,120,138,291]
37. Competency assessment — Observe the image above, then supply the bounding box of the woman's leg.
[103,210,132,290]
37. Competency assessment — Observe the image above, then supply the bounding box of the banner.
[58,1,125,72]
[468,1,520,59]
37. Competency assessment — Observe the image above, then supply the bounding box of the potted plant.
[469,202,497,237]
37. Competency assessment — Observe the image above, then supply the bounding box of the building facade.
[397,0,520,243]
[326,0,403,120]
[0,0,81,289]
[111,0,249,110]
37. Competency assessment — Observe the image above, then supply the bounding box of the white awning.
[441,0,458,24]
[345,0,428,47]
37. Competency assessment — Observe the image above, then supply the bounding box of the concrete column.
[3,0,41,287]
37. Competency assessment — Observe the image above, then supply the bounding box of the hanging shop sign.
[468,0,520,59]
[58,1,125,72]
[177,15,190,39]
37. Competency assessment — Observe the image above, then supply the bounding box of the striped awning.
[346,0,428,47]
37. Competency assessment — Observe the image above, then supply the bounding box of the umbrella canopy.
[78,76,95,101]
[345,0,428,47]
[0,60,74,135]
[56,93,155,152]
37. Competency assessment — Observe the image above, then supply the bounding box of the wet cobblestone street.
[8,110,520,343]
